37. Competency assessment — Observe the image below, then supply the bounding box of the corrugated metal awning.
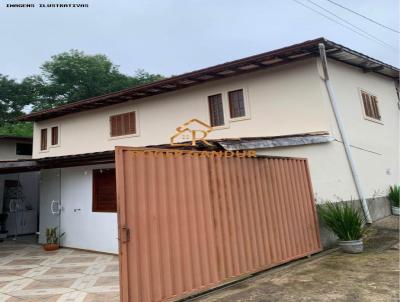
[216,132,334,150]
[0,132,332,173]
[0,151,115,174]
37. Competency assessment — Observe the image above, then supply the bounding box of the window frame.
[204,87,250,130]
[208,93,226,128]
[50,125,60,147]
[228,89,246,119]
[40,128,48,151]
[227,87,251,122]
[92,168,117,213]
[108,110,140,139]
[359,89,383,124]
[16,143,33,156]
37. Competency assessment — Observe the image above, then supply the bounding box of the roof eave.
[16,38,399,122]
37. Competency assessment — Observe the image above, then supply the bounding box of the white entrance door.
[38,169,61,244]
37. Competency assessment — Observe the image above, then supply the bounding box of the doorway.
[0,171,41,243]
[38,169,61,245]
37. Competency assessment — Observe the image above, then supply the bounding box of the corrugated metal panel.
[116,148,321,302]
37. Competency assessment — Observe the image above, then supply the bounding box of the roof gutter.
[318,43,372,224]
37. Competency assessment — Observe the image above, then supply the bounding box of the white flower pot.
[339,239,363,254]
[392,206,400,216]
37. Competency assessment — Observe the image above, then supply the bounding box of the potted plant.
[388,185,400,216]
[0,213,9,242]
[318,202,364,254]
[43,227,65,251]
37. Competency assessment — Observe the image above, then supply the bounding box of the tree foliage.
[0,74,30,121]
[0,50,164,136]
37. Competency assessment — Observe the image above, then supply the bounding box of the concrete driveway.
[194,216,399,302]
[0,238,119,302]
[0,216,398,302]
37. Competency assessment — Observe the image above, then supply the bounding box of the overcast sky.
[0,0,398,81]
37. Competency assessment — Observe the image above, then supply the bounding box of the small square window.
[228,89,246,118]
[110,112,136,137]
[16,143,32,156]
[361,91,381,121]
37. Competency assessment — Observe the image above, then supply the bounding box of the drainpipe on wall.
[318,43,372,224]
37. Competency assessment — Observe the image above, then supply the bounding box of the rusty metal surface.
[217,133,334,150]
[115,148,321,302]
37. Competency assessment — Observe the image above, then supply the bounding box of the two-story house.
[0,135,32,161]
[3,38,398,253]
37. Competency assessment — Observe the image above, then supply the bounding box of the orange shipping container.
[116,148,321,302]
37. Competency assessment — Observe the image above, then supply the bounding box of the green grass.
[388,185,400,207]
[317,202,364,241]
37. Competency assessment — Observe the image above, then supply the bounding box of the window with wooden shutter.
[110,111,136,137]
[51,126,59,146]
[361,91,381,121]
[208,94,225,127]
[40,128,47,151]
[228,89,246,118]
[92,168,117,212]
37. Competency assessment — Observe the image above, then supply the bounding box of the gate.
[115,148,321,302]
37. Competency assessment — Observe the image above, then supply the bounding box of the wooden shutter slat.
[40,129,47,151]
[371,96,380,120]
[93,169,117,212]
[228,89,245,118]
[51,127,58,145]
[128,112,136,133]
[208,94,224,127]
[362,91,381,121]
[110,112,137,137]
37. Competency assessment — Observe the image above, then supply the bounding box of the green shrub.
[318,202,364,241]
[388,185,400,207]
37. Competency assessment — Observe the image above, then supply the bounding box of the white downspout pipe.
[318,43,372,224]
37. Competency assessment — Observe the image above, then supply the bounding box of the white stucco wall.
[261,59,399,201]
[39,165,118,253]
[32,58,329,158]
[325,59,399,196]
[59,164,118,253]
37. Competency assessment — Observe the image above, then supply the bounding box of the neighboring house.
[3,37,399,253]
[0,136,39,239]
[0,136,33,161]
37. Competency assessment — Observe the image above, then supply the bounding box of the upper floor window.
[40,128,47,151]
[51,126,59,146]
[16,143,32,156]
[228,89,246,118]
[110,111,136,137]
[208,94,225,127]
[361,90,381,121]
